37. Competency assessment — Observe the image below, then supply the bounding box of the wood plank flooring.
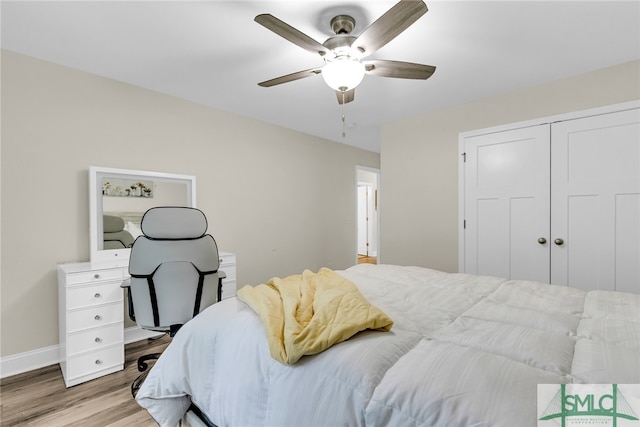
[0,335,171,426]
[357,255,377,264]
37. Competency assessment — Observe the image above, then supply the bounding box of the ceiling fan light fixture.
[321,58,365,92]
[256,0,433,104]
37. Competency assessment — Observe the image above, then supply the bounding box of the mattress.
[135,264,640,426]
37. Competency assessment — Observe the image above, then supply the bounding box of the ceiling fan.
[255,0,436,104]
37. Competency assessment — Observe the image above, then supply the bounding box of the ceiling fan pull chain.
[341,91,347,139]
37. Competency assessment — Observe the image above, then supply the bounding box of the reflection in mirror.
[89,166,196,266]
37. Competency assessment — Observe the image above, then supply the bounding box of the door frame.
[356,166,381,265]
[458,100,640,273]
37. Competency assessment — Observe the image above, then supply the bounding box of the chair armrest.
[121,278,135,321]
[217,271,226,302]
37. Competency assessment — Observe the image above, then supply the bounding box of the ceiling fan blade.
[335,89,355,104]
[351,0,427,58]
[364,59,436,80]
[258,68,323,87]
[255,14,330,57]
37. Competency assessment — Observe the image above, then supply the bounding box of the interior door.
[463,125,551,282]
[357,184,370,255]
[550,109,640,292]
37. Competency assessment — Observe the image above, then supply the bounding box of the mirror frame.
[89,166,196,266]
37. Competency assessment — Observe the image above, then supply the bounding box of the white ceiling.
[2,1,639,152]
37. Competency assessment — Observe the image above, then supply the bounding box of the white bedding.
[135,264,640,427]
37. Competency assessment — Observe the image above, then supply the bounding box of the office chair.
[103,214,135,249]
[121,206,225,396]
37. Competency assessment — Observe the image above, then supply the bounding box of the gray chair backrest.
[103,214,135,249]
[128,207,220,332]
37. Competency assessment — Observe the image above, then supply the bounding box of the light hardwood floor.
[357,255,377,265]
[0,335,171,426]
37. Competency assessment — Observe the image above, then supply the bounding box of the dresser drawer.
[67,303,122,333]
[67,323,123,356]
[67,346,124,380]
[65,268,124,286]
[67,282,123,310]
[220,265,236,282]
[221,280,237,300]
[219,253,235,262]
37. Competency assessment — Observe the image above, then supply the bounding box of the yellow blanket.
[237,268,393,365]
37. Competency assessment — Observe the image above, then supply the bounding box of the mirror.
[89,166,196,266]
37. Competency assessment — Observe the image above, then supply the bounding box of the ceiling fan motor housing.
[330,15,356,35]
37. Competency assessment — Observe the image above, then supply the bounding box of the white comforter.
[136,264,640,427]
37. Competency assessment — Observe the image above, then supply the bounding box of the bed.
[135,264,640,427]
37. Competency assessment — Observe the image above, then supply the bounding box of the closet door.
[463,125,550,282]
[551,109,640,292]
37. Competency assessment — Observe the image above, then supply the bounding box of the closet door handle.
[537,237,547,244]
[554,238,564,246]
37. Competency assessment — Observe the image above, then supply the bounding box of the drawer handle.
[94,315,102,321]
[94,274,100,279]
[95,359,103,365]
[94,293,101,298]
[95,337,102,343]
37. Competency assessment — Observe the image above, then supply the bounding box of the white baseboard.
[0,344,60,379]
[0,326,163,379]
[124,326,164,345]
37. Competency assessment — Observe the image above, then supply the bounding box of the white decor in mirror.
[89,166,196,266]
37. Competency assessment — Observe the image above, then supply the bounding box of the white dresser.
[58,252,236,387]
[218,252,237,300]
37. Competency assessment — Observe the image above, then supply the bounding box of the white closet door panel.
[464,125,550,282]
[616,194,640,294]
[476,198,507,278]
[564,195,600,288]
[551,109,640,292]
[510,197,542,280]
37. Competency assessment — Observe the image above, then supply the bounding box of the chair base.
[131,352,162,397]
[137,352,162,372]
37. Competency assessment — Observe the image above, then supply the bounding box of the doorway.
[356,166,380,265]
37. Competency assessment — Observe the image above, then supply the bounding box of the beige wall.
[381,60,640,272]
[1,50,379,357]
